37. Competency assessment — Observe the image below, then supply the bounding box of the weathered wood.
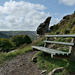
[32,46,70,55]
[44,37,49,47]
[69,38,75,58]
[44,38,47,47]
[45,35,75,38]
[51,54,54,58]
[44,41,74,46]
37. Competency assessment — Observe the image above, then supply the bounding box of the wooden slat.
[32,46,70,55]
[45,35,75,38]
[44,41,74,46]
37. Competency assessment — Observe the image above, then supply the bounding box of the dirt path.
[0,51,43,75]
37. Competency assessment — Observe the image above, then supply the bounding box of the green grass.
[0,46,32,66]
[35,52,67,72]
[34,51,75,74]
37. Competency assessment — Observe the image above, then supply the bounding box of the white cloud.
[59,0,75,6]
[0,1,50,31]
[0,20,8,29]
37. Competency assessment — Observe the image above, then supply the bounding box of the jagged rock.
[48,67,64,75]
[37,17,51,35]
[40,70,47,75]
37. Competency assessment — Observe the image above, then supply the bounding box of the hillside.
[50,11,75,34]
[0,32,12,39]
[0,31,36,39]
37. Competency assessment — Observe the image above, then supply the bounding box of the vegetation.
[0,35,32,52]
[0,38,14,52]
[36,52,75,75]
[70,26,75,34]
[50,12,75,34]
[0,46,32,66]
[10,35,32,47]
[0,32,12,39]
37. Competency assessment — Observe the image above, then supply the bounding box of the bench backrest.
[44,35,75,57]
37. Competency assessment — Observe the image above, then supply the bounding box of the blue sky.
[0,0,75,31]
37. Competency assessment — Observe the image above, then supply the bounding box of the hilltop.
[50,11,75,34]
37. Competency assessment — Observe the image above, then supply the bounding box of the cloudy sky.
[0,0,75,31]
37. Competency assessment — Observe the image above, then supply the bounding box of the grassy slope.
[34,12,75,75]
[50,12,75,34]
[33,37,75,75]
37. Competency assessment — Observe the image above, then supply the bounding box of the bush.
[0,38,14,52]
[10,35,32,47]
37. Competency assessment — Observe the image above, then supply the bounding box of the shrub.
[10,35,32,47]
[0,38,14,52]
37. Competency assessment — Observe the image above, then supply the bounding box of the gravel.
[0,51,43,75]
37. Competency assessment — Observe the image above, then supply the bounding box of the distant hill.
[50,11,75,34]
[0,32,12,39]
[0,31,36,39]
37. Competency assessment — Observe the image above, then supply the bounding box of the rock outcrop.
[37,17,51,35]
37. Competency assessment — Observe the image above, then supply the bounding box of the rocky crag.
[37,17,51,35]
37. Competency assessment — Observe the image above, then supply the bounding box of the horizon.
[0,0,75,31]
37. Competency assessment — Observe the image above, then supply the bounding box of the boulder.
[37,17,51,35]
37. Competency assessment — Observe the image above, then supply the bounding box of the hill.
[0,31,36,39]
[0,32,12,39]
[50,11,75,34]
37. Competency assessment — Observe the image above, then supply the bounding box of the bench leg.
[69,38,75,58]
[51,54,54,58]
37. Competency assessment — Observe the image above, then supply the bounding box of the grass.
[0,46,32,66]
[35,51,75,75]
[35,52,67,71]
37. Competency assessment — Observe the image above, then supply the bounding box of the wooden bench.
[32,35,75,58]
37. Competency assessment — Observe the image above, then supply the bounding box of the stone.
[32,56,37,63]
[48,67,64,75]
[37,17,51,35]
[40,70,47,75]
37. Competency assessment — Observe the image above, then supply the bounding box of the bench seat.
[32,46,70,56]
